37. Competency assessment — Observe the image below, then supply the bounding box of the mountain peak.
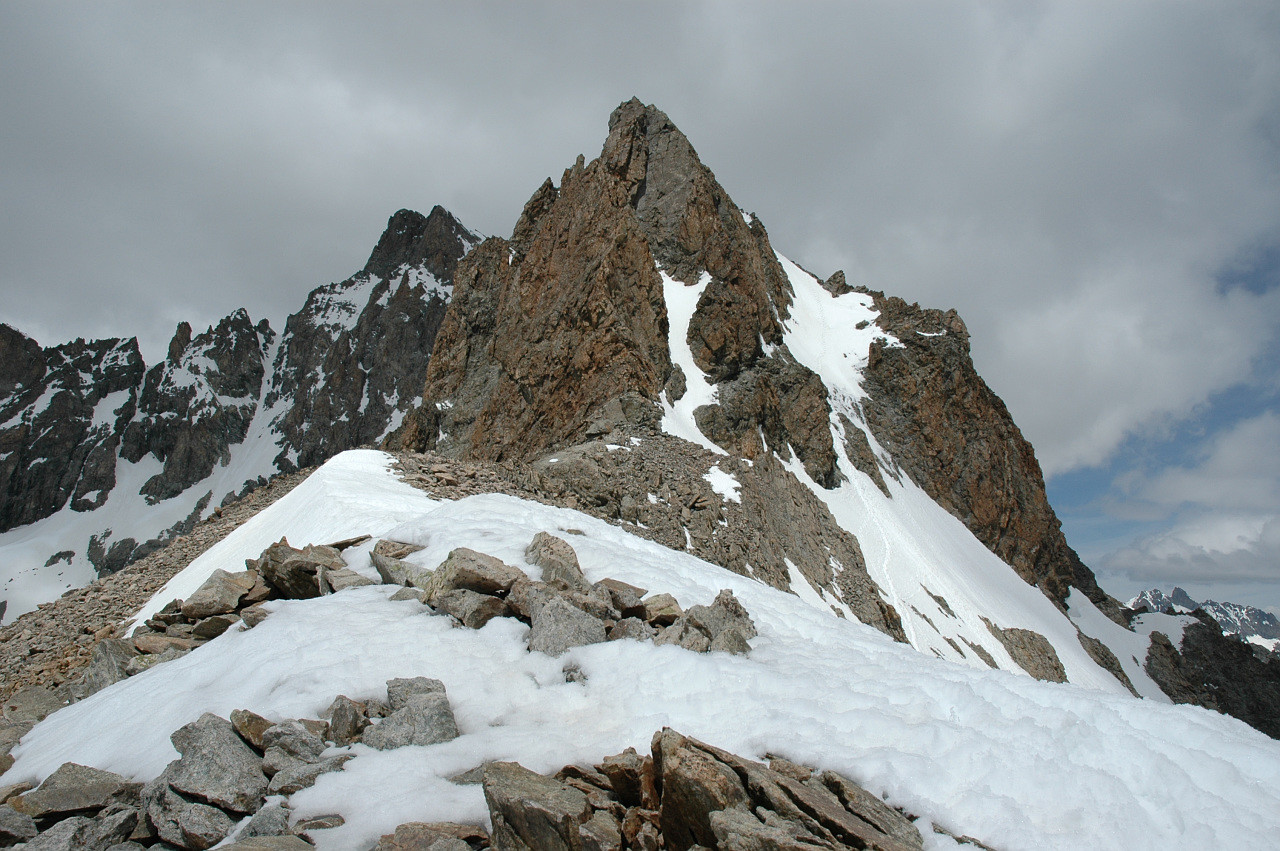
[362,206,478,284]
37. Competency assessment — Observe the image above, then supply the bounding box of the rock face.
[0,332,145,532]
[0,206,477,612]
[1143,612,1280,738]
[859,292,1122,621]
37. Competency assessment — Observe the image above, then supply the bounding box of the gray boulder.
[180,570,256,620]
[124,645,188,677]
[528,597,607,656]
[685,590,757,642]
[324,696,368,747]
[167,714,268,814]
[143,779,236,851]
[237,802,291,839]
[79,638,140,697]
[1,687,65,724]
[654,619,710,654]
[708,627,751,656]
[222,837,314,851]
[526,533,591,592]
[322,567,377,593]
[483,761,591,851]
[386,678,446,712]
[0,804,37,845]
[260,722,325,763]
[608,618,657,642]
[363,692,459,751]
[373,822,488,851]
[433,589,509,629]
[21,816,96,851]
[267,755,351,796]
[370,551,434,590]
[10,762,128,819]
[423,549,524,600]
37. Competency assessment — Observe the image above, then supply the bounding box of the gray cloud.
[2,3,1279,537]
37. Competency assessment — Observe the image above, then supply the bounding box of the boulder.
[685,590,757,641]
[1,687,65,723]
[322,567,378,592]
[260,721,325,763]
[650,730,748,850]
[180,570,256,620]
[267,755,352,796]
[143,779,237,851]
[167,714,268,814]
[374,822,489,851]
[640,594,682,627]
[222,836,314,851]
[370,551,434,590]
[229,709,274,751]
[324,696,368,746]
[424,549,525,600]
[0,804,37,845]
[526,533,591,592]
[483,762,592,851]
[191,615,238,640]
[364,692,459,751]
[528,597,607,656]
[387,678,447,712]
[11,763,128,818]
[433,589,509,629]
[239,604,272,629]
[79,638,140,696]
[598,748,651,809]
[238,802,291,839]
[654,619,710,653]
[607,618,657,643]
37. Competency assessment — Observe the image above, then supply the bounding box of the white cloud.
[1100,413,1280,587]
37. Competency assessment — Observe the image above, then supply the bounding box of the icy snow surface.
[6,450,1280,851]
[659,270,726,455]
[768,253,1129,688]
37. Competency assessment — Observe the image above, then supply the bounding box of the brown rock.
[230,709,274,750]
[483,761,592,851]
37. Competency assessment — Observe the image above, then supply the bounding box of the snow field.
[5,452,1280,851]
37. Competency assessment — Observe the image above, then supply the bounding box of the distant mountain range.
[1129,587,1280,652]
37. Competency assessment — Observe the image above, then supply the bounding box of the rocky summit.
[0,99,1278,850]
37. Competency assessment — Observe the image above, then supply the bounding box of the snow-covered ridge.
[6,450,1279,851]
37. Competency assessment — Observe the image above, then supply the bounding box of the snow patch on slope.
[771,254,1125,691]
[659,270,725,455]
[6,451,1280,851]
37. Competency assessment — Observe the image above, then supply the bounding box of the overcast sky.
[3,2,1280,611]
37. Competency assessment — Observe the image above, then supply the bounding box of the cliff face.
[0,207,476,597]
[859,292,1121,621]
[0,332,145,531]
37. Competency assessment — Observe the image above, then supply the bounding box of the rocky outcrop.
[859,292,1121,621]
[0,333,144,531]
[1,206,476,605]
[121,309,272,502]
[1143,612,1280,739]
[394,100,839,489]
[481,730,924,851]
